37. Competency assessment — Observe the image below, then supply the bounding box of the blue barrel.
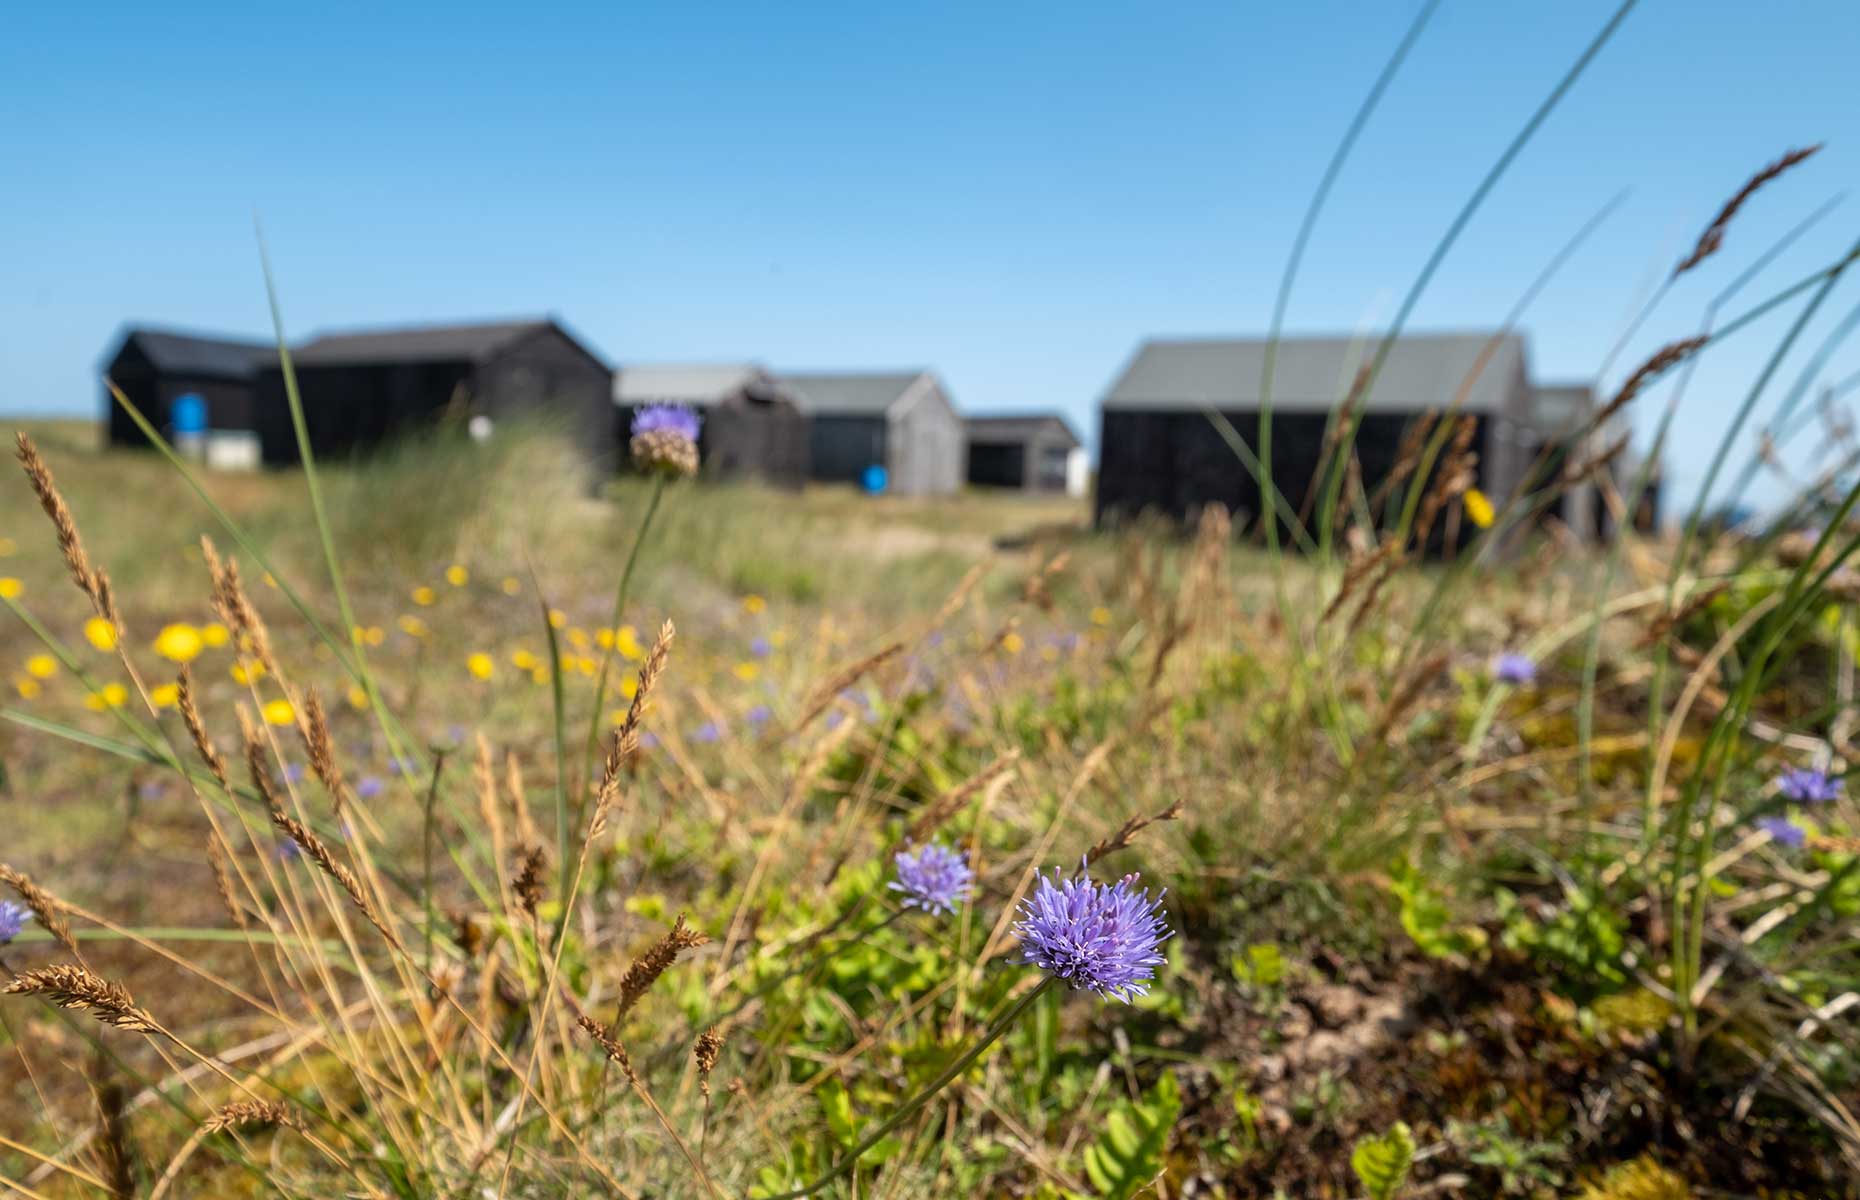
[171,393,207,435]
[861,465,889,495]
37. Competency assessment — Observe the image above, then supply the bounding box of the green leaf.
[1351,1121,1416,1200]
[1080,1071,1180,1200]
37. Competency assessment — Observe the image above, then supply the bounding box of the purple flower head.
[747,703,773,727]
[275,839,302,864]
[1777,767,1841,804]
[750,636,772,659]
[1013,864,1172,1002]
[1757,815,1808,849]
[693,721,723,744]
[889,843,974,916]
[356,775,385,800]
[1493,652,1537,686]
[281,762,306,785]
[631,403,702,443]
[640,731,660,750]
[0,900,27,946]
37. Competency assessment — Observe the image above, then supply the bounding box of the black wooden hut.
[101,326,273,450]
[1094,332,1537,542]
[613,364,810,487]
[964,413,1084,494]
[780,371,964,496]
[252,317,612,470]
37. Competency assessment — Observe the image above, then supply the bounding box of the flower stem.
[763,976,1055,1199]
[579,474,669,801]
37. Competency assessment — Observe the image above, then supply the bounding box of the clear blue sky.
[4,1,1858,514]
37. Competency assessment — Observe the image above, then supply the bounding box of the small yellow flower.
[201,622,231,648]
[467,652,495,680]
[0,578,22,600]
[25,654,57,680]
[1463,488,1495,530]
[150,683,180,708]
[511,648,539,671]
[153,623,204,663]
[732,661,760,682]
[567,627,591,650]
[363,625,385,647]
[596,628,615,649]
[501,576,522,596]
[445,564,469,587]
[1090,606,1112,627]
[411,585,437,607]
[576,655,597,677]
[0,536,15,557]
[15,677,40,699]
[1001,632,1025,655]
[615,625,643,661]
[85,683,128,710]
[262,698,295,726]
[548,608,567,629]
[609,708,628,727]
[530,666,549,685]
[84,617,118,651]
[620,676,639,699]
[742,594,767,615]
[398,615,429,638]
[231,660,267,684]
[346,684,370,710]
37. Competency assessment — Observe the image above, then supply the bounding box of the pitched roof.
[1102,332,1529,415]
[614,363,797,408]
[965,412,1082,447]
[780,371,933,416]
[1531,382,1595,436]
[113,327,274,379]
[290,318,559,367]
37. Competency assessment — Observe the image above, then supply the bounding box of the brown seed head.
[3,965,161,1036]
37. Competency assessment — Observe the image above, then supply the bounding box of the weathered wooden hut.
[251,318,613,471]
[1094,332,1537,544]
[101,326,273,461]
[781,370,964,496]
[964,413,1086,495]
[613,364,810,487]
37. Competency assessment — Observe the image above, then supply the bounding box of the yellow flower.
[15,677,40,700]
[1090,606,1112,627]
[591,628,612,649]
[615,625,643,661]
[411,585,437,607]
[548,608,567,629]
[398,615,429,638]
[1001,632,1025,655]
[501,576,522,596]
[262,698,295,726]
[362,625,385,647]
[567,627,591,650]
[620,676,639,699]
[25,654,57,680]
[85,683,128,710]
[576,655,598,677]
[201,622,231,648]
[153,623,204,663]
[0,578,21,600]
[231,660,267,684]
[0,536,15,557]
[609,708,628,727]
[1463,488,1495,530]
[150,683,180,709]
[84,617,118,651]
[769,628,789,648]
[347,684,370,710]
[467,652,495,680]
[445,564,469,587]
[742,594,767,615]
[510,648,539,671]
[530,666,549,685]
[732,662,760,682]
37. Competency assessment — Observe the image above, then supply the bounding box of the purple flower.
[750,636,772,659]
[1013,864,1171,1002]
[889,843,974,916]
[281,762,306,784]
[641,732,660,750]
[1777,767,1841,804]
[1493,652,1536,686]
[747,703,773,726]
[631,403,702,442]
[693,721,723,743]
[356,775,385,799]
[0,900,27,946]
[1758,815,1808,849]
[276,839,302,863]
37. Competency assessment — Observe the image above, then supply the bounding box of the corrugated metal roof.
[965,412,1082,447]
[117,328,273,379]
[781,371,930,415]
[291,319,554,366]
[614,363,767,407]
[1102,332,1528,415]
